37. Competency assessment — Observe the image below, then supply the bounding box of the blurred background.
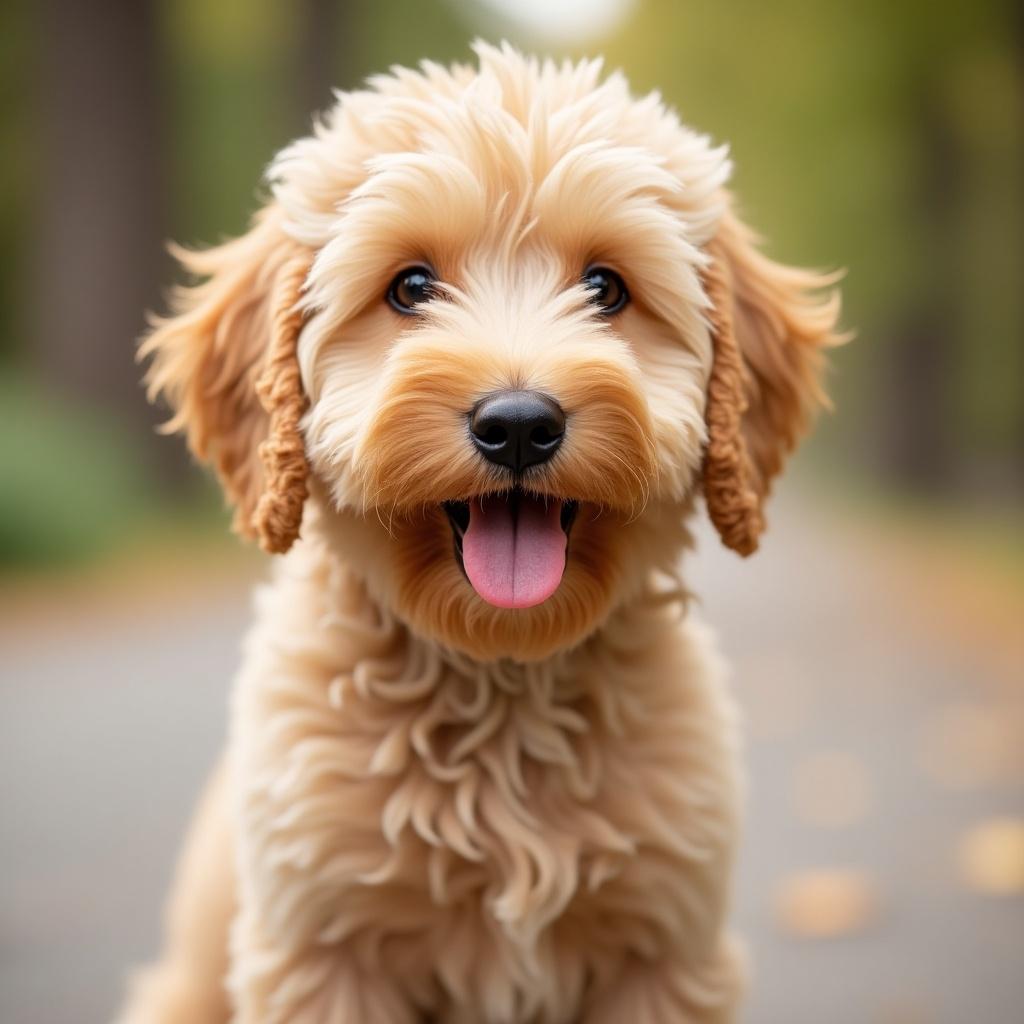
[1,1,1021,1021]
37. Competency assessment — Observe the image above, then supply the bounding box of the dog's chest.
[324,659,645,925]
[249,660,675,983]
[240,587,734,1020]
[356,672,675,1014]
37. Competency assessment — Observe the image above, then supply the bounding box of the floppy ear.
[141,205,312,554]
[701,207,843,556]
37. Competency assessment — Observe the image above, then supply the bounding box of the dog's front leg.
[581,936,745,1024]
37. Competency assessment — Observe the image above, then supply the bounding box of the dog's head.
[144,43,842,661]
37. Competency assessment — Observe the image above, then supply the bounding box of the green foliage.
[158,0,476,245]
[343,0,478,87]
[0,372,228,569]
[602,0,1024,466]
[0,374,159,567]
[160,0,298,242]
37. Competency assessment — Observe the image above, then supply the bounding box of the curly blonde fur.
[253,255,311,553]
[119,42,841,1024]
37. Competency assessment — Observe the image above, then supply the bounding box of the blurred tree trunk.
[879,86,959,491]
[34,0,165,400]
[297,0,350,125]
[33,0,181,474]
[1015,1,1024,481]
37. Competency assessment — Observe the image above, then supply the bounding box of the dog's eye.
[582,266,629,315]
[387,266,436,315]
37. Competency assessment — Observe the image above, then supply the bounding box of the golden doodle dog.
[119,42,841,1024]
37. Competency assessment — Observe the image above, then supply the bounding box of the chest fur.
[234,575,737,1019]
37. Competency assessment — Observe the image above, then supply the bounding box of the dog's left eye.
[387,266,437,315]
[582,266,629,315]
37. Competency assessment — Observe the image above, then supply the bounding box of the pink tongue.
[462,494,566,609]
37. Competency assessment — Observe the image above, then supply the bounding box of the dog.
[118,41,842,1024]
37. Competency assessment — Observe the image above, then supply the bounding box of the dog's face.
[144,44,841,661]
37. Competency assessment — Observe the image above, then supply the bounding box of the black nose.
[469,390,565,473]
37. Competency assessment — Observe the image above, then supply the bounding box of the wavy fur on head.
[121,41,842,1024]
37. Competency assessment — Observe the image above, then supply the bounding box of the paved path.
[2,497,1021,1023]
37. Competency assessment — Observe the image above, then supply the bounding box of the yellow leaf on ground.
[958,818,1024,895]
[773,868,877,938]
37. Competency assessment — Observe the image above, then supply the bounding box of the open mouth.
[443,491,579,610]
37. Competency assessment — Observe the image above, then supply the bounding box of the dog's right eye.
[387,266,436,315]
[582,266,629,315]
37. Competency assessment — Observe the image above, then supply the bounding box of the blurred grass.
[0,369,228,573]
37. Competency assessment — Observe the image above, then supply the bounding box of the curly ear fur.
[141,206,311,553]
[702,208,843,556]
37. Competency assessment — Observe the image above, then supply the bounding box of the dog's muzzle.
[444,391,574,609]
